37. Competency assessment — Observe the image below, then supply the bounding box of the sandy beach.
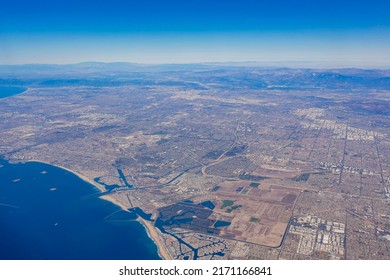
[138,218,171,260]
[101,194,171,259]
[100,194,129,212]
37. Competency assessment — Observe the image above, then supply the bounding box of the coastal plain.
[1,63,390,259]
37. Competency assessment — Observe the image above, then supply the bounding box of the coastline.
[101,194,171,259]
[100,194,129,212]
[138,218,171,260]
[0,86,29,99]
[21,159,170,260]
[24,160,106,192]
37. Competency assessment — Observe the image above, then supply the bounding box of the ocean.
[0,158,160,260]
[0,86,27,99]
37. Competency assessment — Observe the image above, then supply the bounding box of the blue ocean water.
[0,86,26,98]
[0,158,160,260]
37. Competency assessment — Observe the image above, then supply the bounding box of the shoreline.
[20,159,170,260]
[23,160,106,192]
[99,194,129,212]
[137,218,172,260]
[0,86,29,99]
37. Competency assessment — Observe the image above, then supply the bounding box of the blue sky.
[1,0,390,67]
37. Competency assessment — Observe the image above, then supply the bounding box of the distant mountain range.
[1,62,390,91]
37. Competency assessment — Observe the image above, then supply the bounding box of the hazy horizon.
[1,0,390,68]
[1,60,389,70]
